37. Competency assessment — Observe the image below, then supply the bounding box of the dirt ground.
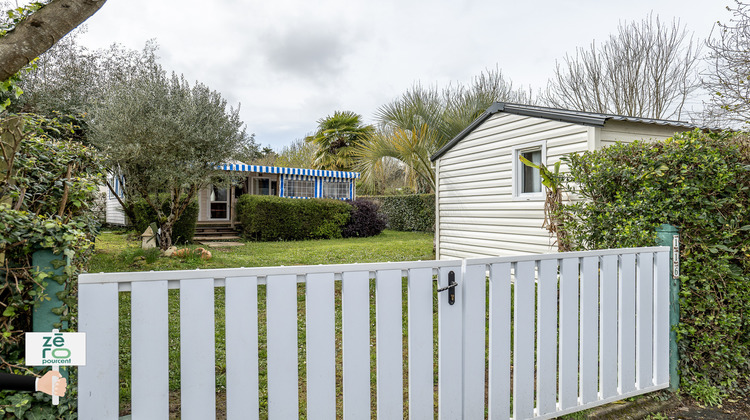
[659,395,750,420]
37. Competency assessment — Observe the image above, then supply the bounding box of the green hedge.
[560,130,750,405]
[235,195,351,241]
[363,194,434,232]
[132,199,199,245]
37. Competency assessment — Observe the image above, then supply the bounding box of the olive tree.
[89,62,245,249]
[544,14,700,120]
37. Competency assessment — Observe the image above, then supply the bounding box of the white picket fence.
[77,246,670,419]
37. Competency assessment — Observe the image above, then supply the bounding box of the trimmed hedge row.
[132,199,198,245]
[236,195,386,241]
[363,194,435,232]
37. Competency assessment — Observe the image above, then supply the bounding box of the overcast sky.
[72,0,728,151]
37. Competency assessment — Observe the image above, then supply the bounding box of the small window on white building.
[253,178,277,195]
[285,179,315,198]
[513,141,547,200]
[108,176,125,200]
[322,181,350,199]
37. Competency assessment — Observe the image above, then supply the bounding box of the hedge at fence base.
[362,194,434,232]
[236,195,352,241]
[132,199,198,245]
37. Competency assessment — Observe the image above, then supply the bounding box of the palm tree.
[355,125,440,192]
[305,111,374,172]
[355,68,533,192]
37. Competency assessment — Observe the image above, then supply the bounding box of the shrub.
[364,194,434,232]
[132,199,198,245]
[342,199,387,238]
[235,195,351,241]
[560,130,750,404]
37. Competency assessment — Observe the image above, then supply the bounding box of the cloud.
[260,26,350,83]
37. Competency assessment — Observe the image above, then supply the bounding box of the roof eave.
[430,103,505,162]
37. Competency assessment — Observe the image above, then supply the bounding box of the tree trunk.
[0,0,107,82]
[159,220,173,251]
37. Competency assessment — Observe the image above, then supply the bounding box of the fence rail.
[78,246,670,419]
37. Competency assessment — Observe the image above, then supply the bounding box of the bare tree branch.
[0,0,107,81]
[544,14,700,120]
[703,1,750,128]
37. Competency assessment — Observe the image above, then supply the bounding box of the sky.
[68,0,729,151]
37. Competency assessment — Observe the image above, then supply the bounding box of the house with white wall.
[430,102,705,260]
[197,164,359,225]
[105,164,359,229]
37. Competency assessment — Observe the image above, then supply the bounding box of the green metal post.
[656,223,680,391]
[32,249,69,379]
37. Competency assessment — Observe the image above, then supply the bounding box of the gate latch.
[437,270,457,305]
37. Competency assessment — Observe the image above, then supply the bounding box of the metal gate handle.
[437,270,457,305]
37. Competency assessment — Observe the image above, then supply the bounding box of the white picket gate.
[77,246,671,419]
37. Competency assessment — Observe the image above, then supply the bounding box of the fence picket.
[376,269,404,419]
[580,256,599,404]
[488,262,511,420]
[407,267,434,420]
[637,253,655,389]
[180,278,216,420]
[559,257,580,410]
[78,282,119,419]
[438,265,463,419]
[266,274,299,419]
[225,276,259,420]
[343,271,370,420]
[131,280,169,418]
[305,273,336,420]
[600,255,618,399]
[463,264,487,419]
[513,261,535,419]
[619,254,637,393]
[537,259,558,415]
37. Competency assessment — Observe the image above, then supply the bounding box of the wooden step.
[193,225,241,242]
[194,235,242,241]
[194,229,239,234]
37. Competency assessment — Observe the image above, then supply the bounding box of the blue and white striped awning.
[218,164,360,179]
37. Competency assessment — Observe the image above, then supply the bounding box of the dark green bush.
[132,199,198,245]
[235,195,351,241]
[364,194,434,232]
[342,199,387,238]
[560,130,750,404]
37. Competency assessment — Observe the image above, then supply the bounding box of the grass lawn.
[90,229,434,273]
[88,229,435,418]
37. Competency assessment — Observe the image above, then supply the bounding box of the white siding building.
[430,103,702,259]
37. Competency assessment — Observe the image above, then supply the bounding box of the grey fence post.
[656,223,680,391]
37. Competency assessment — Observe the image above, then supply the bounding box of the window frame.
[322,180,350,200]
[512,140,547,201]
[284,179,315,198]
[251,176,278,196]
[209,184,230,220]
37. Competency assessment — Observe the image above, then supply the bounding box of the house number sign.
[672,235,680,279]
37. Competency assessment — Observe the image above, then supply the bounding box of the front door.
[209,185,229,219]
